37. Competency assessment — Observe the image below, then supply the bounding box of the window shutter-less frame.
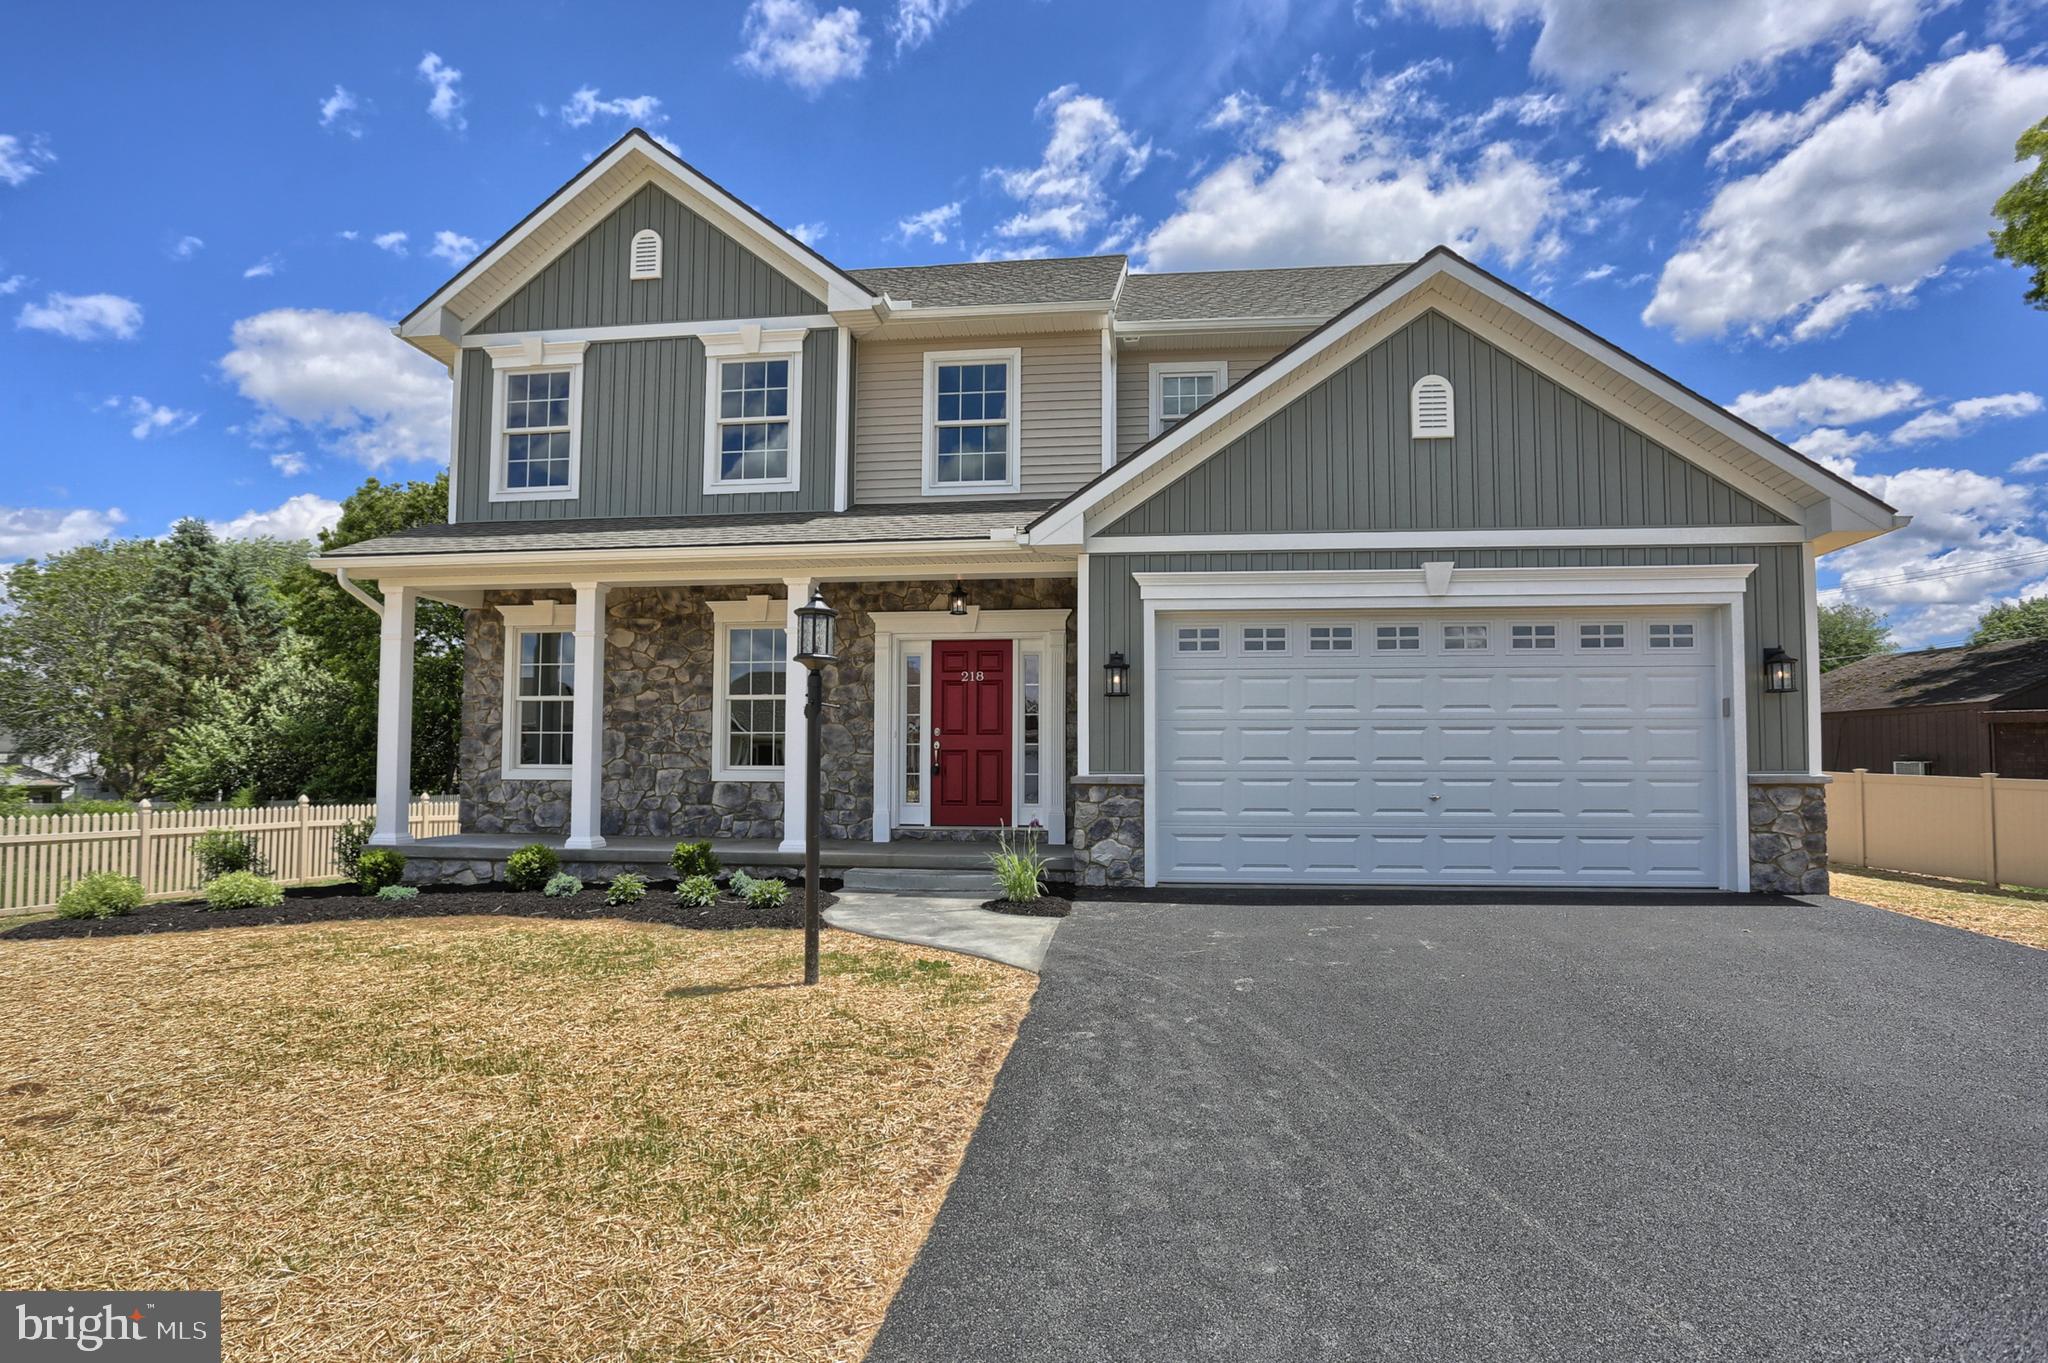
[629,229,662,281]
[1411,374,1454,438]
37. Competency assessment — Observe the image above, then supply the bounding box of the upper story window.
[486,339,588,503]
[702,327,806,495]
[629,228,662,281]
[924,349,1020,495]
[1149,361,1228,438]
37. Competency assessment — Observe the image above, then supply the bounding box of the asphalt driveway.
[868,893,2047,1362]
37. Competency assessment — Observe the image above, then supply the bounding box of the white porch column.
[369,584,416,846]
[565,581,608,850]
[779,576,815,853]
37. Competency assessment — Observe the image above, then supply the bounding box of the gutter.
[328,565,385,619]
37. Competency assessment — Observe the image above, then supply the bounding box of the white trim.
[921,347,1023,497]
[1114,315,1327,338]
[369,586,417,846]
[1099,323,1116,472]
[709,595,790,783]
[702,330,807,496]
[486,341,589,504]
[834,327,852,512]
[1076,552,1092,779]
[1801,543,1823,780]
[1088,525,1804,554]
[497,601,576,781]
[447,350,463,525]
[778,579,812,852]
[465,314,836,349]
[1133,565,1754,890]
[628,228,661,281]
[1147,359,1229,439]
[564,583,608,849]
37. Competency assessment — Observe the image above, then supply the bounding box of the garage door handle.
[1429,794,1441,801]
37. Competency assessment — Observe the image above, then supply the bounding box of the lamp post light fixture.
[947,579,969,616]
[1762,646,1799,694]
[793,587,838,986]
[1103,651,1131,698]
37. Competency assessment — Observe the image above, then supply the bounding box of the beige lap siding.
[852,332,1104,502]
[1114,347,1286,463]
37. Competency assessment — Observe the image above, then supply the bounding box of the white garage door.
[1154,610,1726,887]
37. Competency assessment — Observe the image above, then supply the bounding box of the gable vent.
[629,229,662,281]
[1411,374,1454,439]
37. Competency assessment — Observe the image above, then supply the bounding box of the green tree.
[1992,116,2048,310]
[279,474,462,798]
[1817,602,1894,672]
[1970,598,2048,645]
[156,636,353,801]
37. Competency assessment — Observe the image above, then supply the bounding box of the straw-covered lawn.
[1831,868,2048,951]
[0,917,1035,1361]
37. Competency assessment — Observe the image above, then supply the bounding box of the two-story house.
[322,130,1905,893]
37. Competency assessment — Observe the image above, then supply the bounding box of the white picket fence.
[0,797,460,915]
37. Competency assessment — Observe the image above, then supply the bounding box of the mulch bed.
[3,878,840,941]
[981,895,1072,918]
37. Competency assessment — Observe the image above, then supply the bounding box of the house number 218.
[959,670,986,682]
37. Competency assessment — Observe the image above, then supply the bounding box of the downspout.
[331,566,384,619]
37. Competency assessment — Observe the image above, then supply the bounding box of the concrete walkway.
[822,869,1059,972]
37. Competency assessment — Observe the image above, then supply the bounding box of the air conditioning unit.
[1892,760,1932,776]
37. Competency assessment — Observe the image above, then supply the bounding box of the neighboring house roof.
[1821,637,2048,712]
[3,763,68,790]
[1116,264,1407,322]
[849,255,1128,309]
[323,501,1056,559]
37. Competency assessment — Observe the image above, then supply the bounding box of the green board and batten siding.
[1106,311,1791,536]
[452,329,837,521]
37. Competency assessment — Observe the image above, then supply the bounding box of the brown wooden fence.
[1827,769,2048,889]
[0,797,460,915]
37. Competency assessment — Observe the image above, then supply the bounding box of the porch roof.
[322,500,1058,561]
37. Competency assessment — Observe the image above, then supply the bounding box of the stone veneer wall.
[1748,779,1829,895]
[458,578,1078,843]
[1071,780,1145,887]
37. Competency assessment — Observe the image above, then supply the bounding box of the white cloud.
[169,235,205,261]
[737,0,870,94]
[560,86,664,127]
[990,85,1152,243]
[2012,451,2048,474]
[208,493,344,543]
[0,133,55,188]
[428,231,479,265]
[270,451,310,477]
[16,293,143,341]
[891,0,970,54]
[1597,83,1711,166]
[896,201,962,244]
[971,242,1054,262]
[417,52,466,131]
[105,395,198,441]
[1729,374,1926,431]
[1578,262,1616,282]
[1710,44,1887,165]
[243,256,280,279]
[1888,391,2044,446]
[1646,48,2048,340]
[1142,70,1584,271]
[219,308,451,470]
[319,84,362,137]
[0,274,22,295]
[1795,426,1881,474]
[372,230,410,256]
[789,221,827,246]
[0,507,125,561]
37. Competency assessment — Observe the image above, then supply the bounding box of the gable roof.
[1026,247,1904,552]
[850,255,1127,309]
[1117,263,1406,322]
[1821,637,2048,712]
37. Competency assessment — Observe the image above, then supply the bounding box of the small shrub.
[193,828,270,880]
[675,874,719,908]
[375,884,420,902]
[332,819,374,880]
[743,875,790,910]
[605,872,648,906]
[227,785,260,809]
[204,870,284,910]
[543,873,584,898]
[729,869,756,898]
[356,848,407,894]
[989,827,1047,904]
[506,843,560,891]
[670,840,721,880]
[57,872,146,920]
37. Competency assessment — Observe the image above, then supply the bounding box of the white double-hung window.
[924,348,1020,494]
[703,326,806,495]
[1148,361,1228,437]
[486,339,588,502]
[708,596,790,780]
[496,601,579,778]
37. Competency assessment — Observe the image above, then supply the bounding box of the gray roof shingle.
[322,501,1056,559]
[1116,263,1409,322]
[849,255,1128,308]
[1820,637,2048,712]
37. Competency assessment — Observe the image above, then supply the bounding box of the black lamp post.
[1762,647,1799,694]
[794,587,838,986]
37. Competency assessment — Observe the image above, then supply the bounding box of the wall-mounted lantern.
[1762,647,1799,694]
[948,580,969,616]
[1103,651,1131,698]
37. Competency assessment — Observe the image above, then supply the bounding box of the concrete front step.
[839,868,995,898]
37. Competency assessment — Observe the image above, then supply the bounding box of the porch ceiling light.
[795,588,837,667]
[1103,651,1131,698]
[948,580,969,616]
[1762,646,1798,694]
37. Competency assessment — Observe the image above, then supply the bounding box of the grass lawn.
[0,917,1035,1361]
[1831,868,2048,951]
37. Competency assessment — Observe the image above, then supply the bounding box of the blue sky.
[5,0,2047,647]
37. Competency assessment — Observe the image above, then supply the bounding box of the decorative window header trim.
[484,337,590,371]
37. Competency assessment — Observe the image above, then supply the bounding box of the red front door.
[933,640,1012,826]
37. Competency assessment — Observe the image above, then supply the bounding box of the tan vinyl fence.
[1827,769,2048,889]
[0,797,460,915]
